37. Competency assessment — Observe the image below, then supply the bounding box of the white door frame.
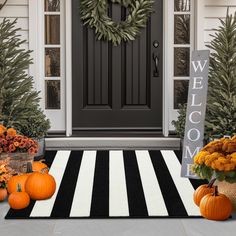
[29,0,196,138]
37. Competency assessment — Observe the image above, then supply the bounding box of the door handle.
[153,53,159,77]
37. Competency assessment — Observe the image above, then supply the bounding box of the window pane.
[45,0,60,11]
[45,15,60,44]
[174,47,190,76]
[174,15,190,44]
[175,0,190,12]
[45,80,61,109]
[45,48,60,77]
[174,80,189,109]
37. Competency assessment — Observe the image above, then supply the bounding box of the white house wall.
[0,0,29,51]
[197,0,236,49]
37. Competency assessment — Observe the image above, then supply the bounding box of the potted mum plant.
[192,136,236,210]
[0,125,38,174]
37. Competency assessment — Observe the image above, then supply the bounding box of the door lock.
[153,40,159,48]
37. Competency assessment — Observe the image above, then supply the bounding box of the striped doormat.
[5,150,207,219]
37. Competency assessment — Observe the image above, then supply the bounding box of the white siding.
[0,0,29,50]
[197,0,236,49]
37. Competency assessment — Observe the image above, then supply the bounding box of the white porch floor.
[1,200,235,236]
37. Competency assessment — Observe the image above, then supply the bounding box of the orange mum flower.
[13,141,20,147]
[28,147,37,155]
[0,125,6,135]
[7,128,17,137]
[9,144,16,152]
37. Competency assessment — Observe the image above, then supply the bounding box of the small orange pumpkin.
[0,188,8,201]
[8,184,30,210]
[32,160,48,173]
[25,168,56,200]
[7,163,33,194]
[200,186,232,221]
[193,179,215,206]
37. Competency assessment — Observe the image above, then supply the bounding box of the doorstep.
[45,137,181,150]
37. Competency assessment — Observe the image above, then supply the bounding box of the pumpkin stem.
[17,183,22,192]
[40,167,49,173]
[39,159,46,163]
[26,162,33,173]
[213,185,219,196]
[208,178,216,188]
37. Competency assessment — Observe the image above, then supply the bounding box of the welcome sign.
[181,50,210,178]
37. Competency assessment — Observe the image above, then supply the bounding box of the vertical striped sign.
[181,50,210,178]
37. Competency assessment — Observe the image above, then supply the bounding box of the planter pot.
[34,138,45,159]
[0,152,34,174]
[217,180,236,212]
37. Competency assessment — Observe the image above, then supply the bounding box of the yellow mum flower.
[194,151,210,164]
[212,160,224,171]
[218,157,230,164]
[224,163,235,171]
[205,159,213,167]
[230,153,236,159]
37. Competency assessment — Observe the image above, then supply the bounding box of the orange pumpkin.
[200,186,232,220]
[0,188,8,201]
[25,168,56,200]
[32,160,48,173]
[7,163,33,194]
[193,179,215,206]
[8,184,30,210]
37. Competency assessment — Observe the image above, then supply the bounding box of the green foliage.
[0,19,50,138]
[192,164,236,183]
[205,10,236,139]
[171,103,187,138]
[173,10,236,139]
[18,109,50,139]
[80,0,154,45]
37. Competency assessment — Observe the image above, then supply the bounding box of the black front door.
[72,0,163,135]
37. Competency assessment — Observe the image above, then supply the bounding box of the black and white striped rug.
[5,150,207,219]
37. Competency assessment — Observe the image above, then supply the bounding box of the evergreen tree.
[0,19,50,138]
[173,10,236,139]
[205,10,236,138]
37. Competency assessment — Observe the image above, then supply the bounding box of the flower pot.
[34,138,45,158]
[217,180,236,212]
[0,153,34,174]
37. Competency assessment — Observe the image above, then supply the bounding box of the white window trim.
[163,0,171,137]
[65,0,72,136]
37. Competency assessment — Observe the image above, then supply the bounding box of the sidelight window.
[44,0,61,110]
[173,0,193,110]
[168,0,195,131]
[42,0,65,131]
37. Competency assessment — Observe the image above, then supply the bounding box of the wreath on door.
[80,0,154,46]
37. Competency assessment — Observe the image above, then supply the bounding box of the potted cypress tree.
[172,10,236,142]
[0,19,50,158]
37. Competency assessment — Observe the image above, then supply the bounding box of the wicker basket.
[217,180,236,212]
[0,153,34,174]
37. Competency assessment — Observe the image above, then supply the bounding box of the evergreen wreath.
[80,0,154,45]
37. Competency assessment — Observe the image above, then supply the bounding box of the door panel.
[72,0,163,132]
